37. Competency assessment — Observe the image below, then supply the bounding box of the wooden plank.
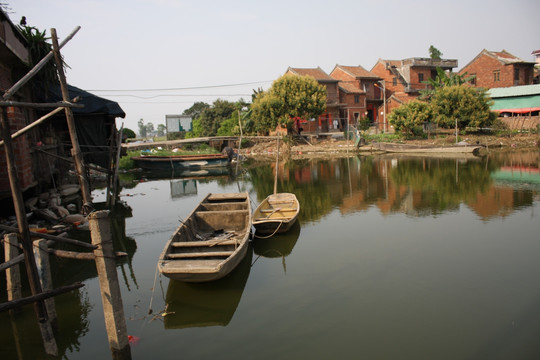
[0,283,83,313]
[171,239,239,247]
[167,251,234,259]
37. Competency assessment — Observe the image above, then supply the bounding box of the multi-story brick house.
[459,49,535,89]
[370,57,458,131]
[371,57,458,95]
[329,65,382,128]
[285,67,340,133]
[0,9,35,200]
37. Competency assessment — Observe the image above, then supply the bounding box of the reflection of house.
[285,67,340,133]
[459,49,536,89]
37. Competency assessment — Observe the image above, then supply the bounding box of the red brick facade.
[459,49,535,89]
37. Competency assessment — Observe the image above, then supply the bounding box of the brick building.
[329,65,382,128]
[0,9,35,198]
[285,67,340,133]
[459,49,536,89]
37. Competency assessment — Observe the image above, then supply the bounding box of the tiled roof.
[336,65,380,79]
[488,84,540,98]
[287,67,336,81]
[485,49,535,65]
[339,82,364,94]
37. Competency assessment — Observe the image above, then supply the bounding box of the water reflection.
[164,246,252,329]
[252,221,301,274]
[246,151,539,221]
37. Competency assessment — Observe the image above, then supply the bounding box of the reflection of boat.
[131,153,230,171]
[158,192,252,282]
[164,247,252,329]
[253,221,300,273]
[371,142,482,154]
[252,193,300,235]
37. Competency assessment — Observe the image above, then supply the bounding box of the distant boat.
[371,142,483,154]
[252,136,300,236]
[158,192,251,282]
[131,153,230,171]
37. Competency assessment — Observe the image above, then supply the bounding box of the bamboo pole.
[0,97,80,147]
[0,107,57,355]
[274,135,279,195]
[0,283,84,313]
[89,211,131,359]
[4,234,22,309]
[2,26,81,101]
[0,224,97,249]
[33,239,58,329]
[50,28,92,212]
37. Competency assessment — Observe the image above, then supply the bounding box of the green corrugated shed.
[488,84,540,113]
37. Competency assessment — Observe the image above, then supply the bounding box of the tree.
[122,128,136,141]
[251,74,326,134]
[419,67,476,100]
[429,45,443,60]
[183,102,210,120]
[137,119,147,138]
[198,99,237,136]
[388,100,432,138]
[430,85,496,130]
[146,122,154,136]
[157,124,166,137]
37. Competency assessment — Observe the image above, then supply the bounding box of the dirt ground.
[242,132,540,158]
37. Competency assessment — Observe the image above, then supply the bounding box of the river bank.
[243,133,540,158]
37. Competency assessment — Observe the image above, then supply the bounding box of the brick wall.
[500,116,540,130]
[459,54,529,89]
[0,65,35,195]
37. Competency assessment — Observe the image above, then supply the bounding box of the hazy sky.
[8,0,540,131]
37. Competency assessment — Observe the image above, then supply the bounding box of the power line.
[99,93,252,99]
[85,80,273,92]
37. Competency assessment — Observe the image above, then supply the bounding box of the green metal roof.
[488,84,540,98]
[488,84,540,113]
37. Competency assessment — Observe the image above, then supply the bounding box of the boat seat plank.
[254,216,291,221]
[171,239,240,247]
[167,251,234,259]
[260,208,297,213]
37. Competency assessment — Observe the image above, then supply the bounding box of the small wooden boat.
[158,192,251,282]
[131,153,230,171]
[371,142,483,154]
[252,136,300,236]
[252,192,300,235]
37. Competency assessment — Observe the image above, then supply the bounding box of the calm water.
[1,150,540,359]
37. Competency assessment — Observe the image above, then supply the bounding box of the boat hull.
[253,193,299,235]
[158,192,251,282]
[131,154,230,171]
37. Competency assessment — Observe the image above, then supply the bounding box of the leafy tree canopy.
[182,102,210,120]
[431,85,496,130]
[419,67,476,100]
[198,99,237,136]
[251,74,326,134]
[388,100,432,138]
[429,45,442,60]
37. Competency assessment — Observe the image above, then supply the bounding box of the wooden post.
[4,234,22,311]
[89,210,131,359]
[50,28,93,212]
[1,107,58,355]
[33,239,58,329]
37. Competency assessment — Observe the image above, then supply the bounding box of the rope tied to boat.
[253,220,283,239]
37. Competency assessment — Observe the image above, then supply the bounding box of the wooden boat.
[371,142,483,155]
[131,153,230,171]
[252,193,300,235]
[158,192,251,282]
[252,136,300,236]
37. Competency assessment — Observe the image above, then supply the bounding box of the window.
[514,68,520,81]
[493,70,500,82]
[469,74,476,86]
[354,95,360,104]
[418,73,424,83]
[393,77,397,86]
